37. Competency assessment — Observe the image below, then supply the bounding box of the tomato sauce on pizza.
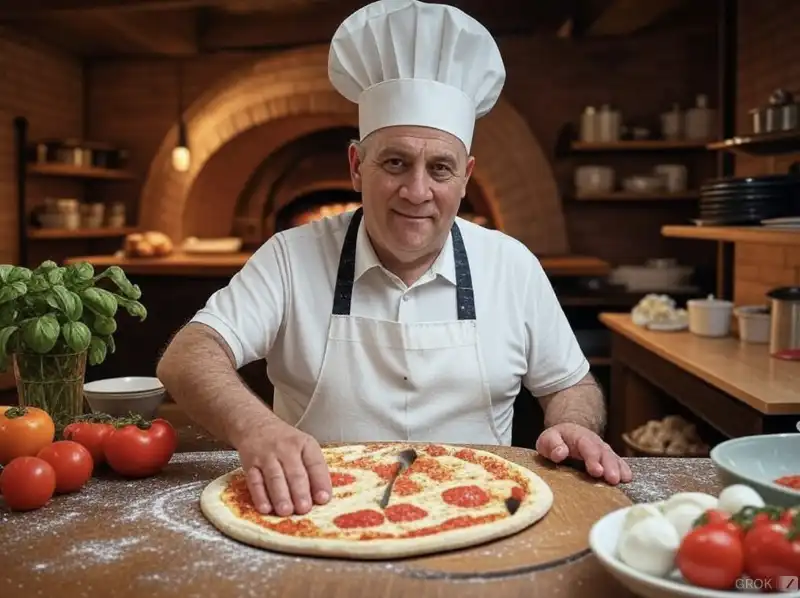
[217,443,538,542]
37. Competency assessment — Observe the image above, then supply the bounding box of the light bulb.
[171,146,191,172]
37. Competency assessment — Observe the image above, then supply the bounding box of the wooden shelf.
[707,129,800,155]
[588,356,612,367]
[574,191,699,201]
[661,225,800,245]
[64,252,613,278]
[27,162,135,180]
[570,140,709,152]
[28,227,137,240]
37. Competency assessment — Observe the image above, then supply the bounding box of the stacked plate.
[696,174,800,226]
[83,376,166,419]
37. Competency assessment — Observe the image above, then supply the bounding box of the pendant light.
[171,60,191,172]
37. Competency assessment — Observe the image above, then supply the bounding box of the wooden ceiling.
[0,0,695,58]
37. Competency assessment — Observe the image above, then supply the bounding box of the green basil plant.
[0,260,147,371]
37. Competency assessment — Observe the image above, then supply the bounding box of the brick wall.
[0,27,84,266]
[732,0,800,306]
[85,17,719,268]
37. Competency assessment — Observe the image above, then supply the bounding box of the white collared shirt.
[190,211,590,433]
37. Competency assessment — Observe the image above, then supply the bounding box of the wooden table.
[1,441,719,598]
[600,312,800,453]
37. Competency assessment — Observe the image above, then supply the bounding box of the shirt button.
[402,295,410,302]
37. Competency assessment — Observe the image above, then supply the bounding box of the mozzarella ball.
[663,503,705,540]
[661,492,718,515]
[621,503,664,535]
[718,484,764,515]
[618,516,681,577]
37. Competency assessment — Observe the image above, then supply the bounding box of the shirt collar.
[354,218,457,286]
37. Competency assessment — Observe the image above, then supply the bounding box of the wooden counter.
[0,446,720,598]
[600,312,800,450]
[64,252,611,278]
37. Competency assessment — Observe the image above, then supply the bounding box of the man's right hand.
[236,419,332,516]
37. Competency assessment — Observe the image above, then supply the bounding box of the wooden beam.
[87,11,197,55]
[587,0,687,35]
[0,0,311,18]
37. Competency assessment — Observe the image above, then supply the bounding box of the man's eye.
[384,159,404,169]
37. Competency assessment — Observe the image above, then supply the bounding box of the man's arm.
[156,323,280,447]
[536,372,606,436]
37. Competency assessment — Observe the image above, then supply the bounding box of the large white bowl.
[589,506,783,598]
[710,433,800,508]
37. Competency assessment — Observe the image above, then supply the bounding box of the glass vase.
[13,350,88,432]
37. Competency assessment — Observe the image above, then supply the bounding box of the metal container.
[767,286,800,360]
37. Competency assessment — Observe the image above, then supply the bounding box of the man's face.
[347,126,475,264]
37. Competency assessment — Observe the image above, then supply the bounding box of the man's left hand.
[535,422,632,485]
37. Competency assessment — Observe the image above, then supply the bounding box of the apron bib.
[293,208,502,445]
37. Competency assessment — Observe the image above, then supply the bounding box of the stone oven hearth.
[139,45,571,257]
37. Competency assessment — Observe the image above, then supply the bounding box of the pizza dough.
[200,442,554,559]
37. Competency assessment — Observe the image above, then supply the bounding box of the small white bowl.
[733,305,771,344]
[687,296,733,337]
[589,506,770,598]
[83,376,164,395]
[83,376,166,419]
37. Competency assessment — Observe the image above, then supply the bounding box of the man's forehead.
[369,127,465,159]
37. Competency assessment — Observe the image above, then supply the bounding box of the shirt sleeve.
[522,253,590,397]
[189,234,289,369]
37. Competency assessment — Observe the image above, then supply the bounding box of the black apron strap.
[331,207,476,320]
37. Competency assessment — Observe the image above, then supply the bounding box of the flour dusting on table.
[0,451,721,597]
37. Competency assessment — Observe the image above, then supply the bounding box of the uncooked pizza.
[200,442,554,559]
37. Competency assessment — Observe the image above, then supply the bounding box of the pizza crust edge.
[199,445,554,560]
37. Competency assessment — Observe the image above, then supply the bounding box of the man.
[156,0,632,519]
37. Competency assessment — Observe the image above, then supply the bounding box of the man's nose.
[399,166,434,204]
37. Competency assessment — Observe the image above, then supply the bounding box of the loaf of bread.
[123,231,174,258]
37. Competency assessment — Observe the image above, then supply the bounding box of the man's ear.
[348,143,363,192]
[462,156,476,198]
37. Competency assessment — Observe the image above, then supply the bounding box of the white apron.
[293,208,503,445]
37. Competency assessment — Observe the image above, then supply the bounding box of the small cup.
[687,295,733,337]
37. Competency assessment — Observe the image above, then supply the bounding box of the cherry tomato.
[695,508,744,538]
[36,440,93,493]
[743,522,800,588]
[104,417,177,478]
[63,421,114,465]
[677,523,745,589]
[0,406,55,465]
[0,456,56,511]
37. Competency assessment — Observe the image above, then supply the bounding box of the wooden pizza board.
[385,445,632,577]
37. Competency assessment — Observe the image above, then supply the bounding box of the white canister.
[733,305,771,344]
[687,295,733,337]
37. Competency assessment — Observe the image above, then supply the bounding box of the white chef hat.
[328,0,506,153]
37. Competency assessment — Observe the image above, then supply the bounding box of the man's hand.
[236,420,333,516]
[535,422,632,485]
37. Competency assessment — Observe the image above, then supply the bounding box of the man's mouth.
[392,209,431,220]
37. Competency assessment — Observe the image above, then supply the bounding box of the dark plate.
[701,174,800,187]
[700,187,795,198]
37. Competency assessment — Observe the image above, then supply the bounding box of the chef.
[156,0,632,518]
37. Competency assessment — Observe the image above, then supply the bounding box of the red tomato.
[743,522,800,588]
[0,406,55,465]
[677,523,745,589]
[696,508,744,538]
[104,418,177,478]
[63,421,114,465]
[36,441,93,493]
[0,456,56,511]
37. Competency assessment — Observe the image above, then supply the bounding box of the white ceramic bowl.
[83,376,166,419]
[687,296,733,337]
[710,433,800,508]
[589,506,774,598]
[84,376,164,394]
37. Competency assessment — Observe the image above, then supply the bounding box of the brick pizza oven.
[138,45,570,255]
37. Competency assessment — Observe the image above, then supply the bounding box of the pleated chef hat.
[328,0,506,153]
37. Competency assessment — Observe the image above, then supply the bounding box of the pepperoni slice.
[333,509,385,529]
[330,472,356,487]
[425,444,448,457]
[442,485,490,508]
[393,477,422,496]
[373,463,400,480]
[385,503,428,523]
[511,485,526,501]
